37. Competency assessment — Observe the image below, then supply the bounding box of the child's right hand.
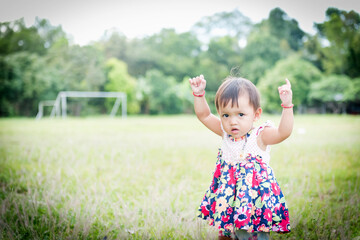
[189,75,206,95]
[278,78,293,107]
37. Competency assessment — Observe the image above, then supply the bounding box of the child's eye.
[222,114,229,118]
[238,113,244,117]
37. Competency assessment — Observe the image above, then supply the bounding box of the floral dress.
[198,121,291,237]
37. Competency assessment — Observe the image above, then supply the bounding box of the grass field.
[0,115,359,240]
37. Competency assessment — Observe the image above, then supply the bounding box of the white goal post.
[36,91,127,119]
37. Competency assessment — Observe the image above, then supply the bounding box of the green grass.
[0,115,359,239]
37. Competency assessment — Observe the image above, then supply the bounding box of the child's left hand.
[278,78,293,106]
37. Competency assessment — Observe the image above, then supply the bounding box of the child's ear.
[254,107,262,122]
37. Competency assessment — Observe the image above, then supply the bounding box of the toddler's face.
[218,94,261,139]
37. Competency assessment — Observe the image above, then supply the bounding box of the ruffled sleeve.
[256,120,275,136]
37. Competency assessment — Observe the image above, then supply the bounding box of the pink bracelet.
[281,103,294,108]
[193,91,205,97]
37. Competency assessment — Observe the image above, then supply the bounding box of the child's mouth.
[231,128,239,134]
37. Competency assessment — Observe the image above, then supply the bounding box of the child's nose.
[230,116,237,124]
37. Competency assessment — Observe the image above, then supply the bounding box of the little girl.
[189,75,293,240]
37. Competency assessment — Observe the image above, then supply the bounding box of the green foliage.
[309,75,352,113]
[345,77,360,102]
[0,18,69,116]
[0,18,46,55]
[315,8,360,78]
[0,52,47,116]
[102,29,202,80]
[309,75,351,103]
[267,8,305,51]
[98,31,128,61]
[240,8,304,84]
[258,56,322,112]
[192,57,229,92]
[105,58,139,114]
[1,7,360,116]
[192,9,253,41]
[242,34,289,84]
[140,69,186,114]
[142,29,201,80]
[207,36,242,66]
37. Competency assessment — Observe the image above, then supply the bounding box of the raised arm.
[189,75,222,137]
[261,78,294,145]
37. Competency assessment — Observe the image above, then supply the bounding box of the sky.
[1,0,359,46]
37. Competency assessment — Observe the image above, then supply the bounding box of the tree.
[105,58,139,114]
[258,56,322,113]
[344,77,360,114]
[309,75,352,113]
[192,57,229,92]
[207,36,242,67]
[97,31,128,61]
[241,34,288,84]
[140,69,185,114]
[315,8,360,78]
[140,29,201,80]
[0,18,66,56]
[0,18,74,116]
[240,8,304,84]
[345,77,360,102]
[192,9,252,45]
[0,52,38,116]
[0,18,46,55]
[267,8,305,51]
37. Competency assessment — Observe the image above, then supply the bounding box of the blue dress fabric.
[198,122,291,237]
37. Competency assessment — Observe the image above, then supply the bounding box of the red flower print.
[211,201,216,213]
[234,218,245,228]
[201,206,209,216]
[211,183,215,192]
[228,167,236,185]
[222,215,230,222]
[253,217,261,225]
[256,208,262,216]
[284,210,289,217]
[271,182,281,196]
[234,207,251,228]
[227,207,233,215]
[252,171,262,187]
[261,192,270,202]
[278,219,290,231]
[214,164,221,178]
[263,208,273,222]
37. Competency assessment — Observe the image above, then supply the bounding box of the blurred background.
[0,0,359,117]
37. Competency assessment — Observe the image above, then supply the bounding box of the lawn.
[0,115,359,239]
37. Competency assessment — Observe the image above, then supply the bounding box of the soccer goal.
[36,91,127,119]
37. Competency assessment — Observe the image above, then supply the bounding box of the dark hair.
[215,77,260,112]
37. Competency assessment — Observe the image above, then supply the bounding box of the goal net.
[36,91,127,119]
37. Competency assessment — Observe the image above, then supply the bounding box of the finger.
[194,77,200,85]
[285,78,291,88]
